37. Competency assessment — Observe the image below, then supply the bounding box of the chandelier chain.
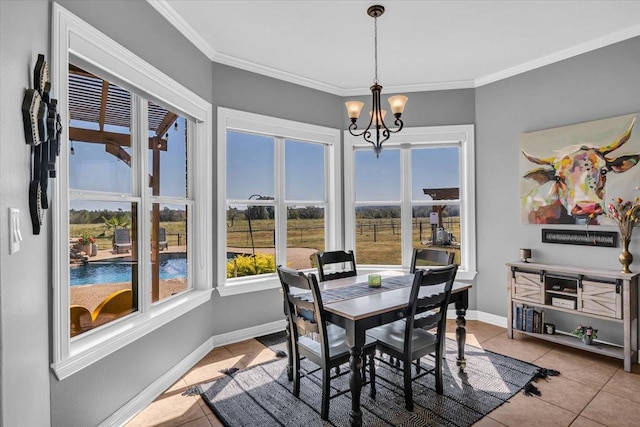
[373,14,378,84]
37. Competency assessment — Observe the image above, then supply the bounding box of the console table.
[506,261,639,372]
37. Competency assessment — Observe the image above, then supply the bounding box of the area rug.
[195,332,552,427]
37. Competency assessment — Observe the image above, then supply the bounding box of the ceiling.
[149,1,640,96]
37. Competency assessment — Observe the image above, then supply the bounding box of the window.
[52,4,212,379]
[344,125,476,280]
[217,108,341,296]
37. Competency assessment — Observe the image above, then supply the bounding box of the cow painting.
[521,116,639,225]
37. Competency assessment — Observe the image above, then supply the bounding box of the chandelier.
[345,5,408,158]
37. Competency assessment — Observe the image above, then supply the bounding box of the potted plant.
[572,325,597,345]
[77,231,96,256]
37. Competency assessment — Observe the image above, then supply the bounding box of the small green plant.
[572,325,597,340]
[226,253,276,278]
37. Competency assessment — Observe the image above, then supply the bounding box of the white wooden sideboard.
[506,261,639,372]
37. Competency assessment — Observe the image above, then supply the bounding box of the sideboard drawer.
[512,272,543,304]
[580,280,622,319]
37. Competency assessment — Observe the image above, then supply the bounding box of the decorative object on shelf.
[20,53,62,235]
[544,323,555,335]
[344,5,408,158]
[541,228,618,247]
[606,196,639,273]
[572,325,597,345]
[519,248,532,263]
[520,113,639,225]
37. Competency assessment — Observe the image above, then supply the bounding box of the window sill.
[51,289,213,380]
[217,276,282,297]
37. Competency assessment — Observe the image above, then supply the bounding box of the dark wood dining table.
[300,270,472,427]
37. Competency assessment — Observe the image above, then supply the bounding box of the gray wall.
[475,37,640,326]
[0,1,52,426]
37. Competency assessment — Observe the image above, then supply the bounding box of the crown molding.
[475,23,640,87]
[212,52,345,96]
[147,0,217,59]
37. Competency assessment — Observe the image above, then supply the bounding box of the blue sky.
[227,130,460,204]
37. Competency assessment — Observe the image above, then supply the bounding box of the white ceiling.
[149,0,640,96]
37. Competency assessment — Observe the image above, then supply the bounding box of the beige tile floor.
[126,320,640,427]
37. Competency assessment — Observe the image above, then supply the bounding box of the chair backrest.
[91,289,133,323]
[158,227,166,242]
[277,266,329,354]
[315,250,357,281]
[410,248,455,273]
[114,228,131,244]
[405,264,458,348]
[70,305,92,337]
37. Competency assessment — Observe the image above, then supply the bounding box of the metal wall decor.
[21,54,62,234]
[541,229,618,247]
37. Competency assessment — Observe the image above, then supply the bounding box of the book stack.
[512,303,545,333]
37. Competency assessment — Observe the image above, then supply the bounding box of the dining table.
[287,269,472,427]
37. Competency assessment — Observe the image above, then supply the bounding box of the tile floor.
[125,321,640,427]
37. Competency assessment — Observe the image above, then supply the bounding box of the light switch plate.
[9,208,22,254]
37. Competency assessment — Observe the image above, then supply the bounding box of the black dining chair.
[277,266,377,420]
[366,264,458,411]
[410,248,455,273]
[314,250,357,282]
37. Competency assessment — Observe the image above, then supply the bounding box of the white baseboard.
[101,337,214,427]
[211,319,287,347]
[108,313,507,426]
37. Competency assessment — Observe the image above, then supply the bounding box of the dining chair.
[277,266,377,420]
[314,250,357,282]
[366,264,458,411]
[410,248,454,273]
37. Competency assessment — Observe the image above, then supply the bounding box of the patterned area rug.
[196,332,554,427]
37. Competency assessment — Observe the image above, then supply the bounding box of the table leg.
[345,321,364,427]
[455,291,469,372]
[348,345,363,427]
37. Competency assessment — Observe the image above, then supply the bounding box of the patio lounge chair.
[159,227,168,251]
[113,228,131,254]
[92,289,133,327]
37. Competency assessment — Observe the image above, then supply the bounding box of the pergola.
[422,187,459,227]
[68,64,179,301]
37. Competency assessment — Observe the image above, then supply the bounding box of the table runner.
[296,274,414,304]
[320,274,414,303]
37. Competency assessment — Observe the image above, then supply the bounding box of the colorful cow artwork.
[520,114,640,225]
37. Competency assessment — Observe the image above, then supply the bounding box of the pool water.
[70,254,187,286]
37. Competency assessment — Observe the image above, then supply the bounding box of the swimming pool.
[70,254,187,286]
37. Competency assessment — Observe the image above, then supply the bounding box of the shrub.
[227,253,276,278]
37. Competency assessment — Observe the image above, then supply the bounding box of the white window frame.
[51,4,213,380]
[344,125,477,281]
[217,108,341,296]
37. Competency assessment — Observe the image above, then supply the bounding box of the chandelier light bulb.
[369,109,387,126]
[388,95,408,117]
[345,101,365,121]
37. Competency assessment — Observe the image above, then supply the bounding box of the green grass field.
[71,216,461,264]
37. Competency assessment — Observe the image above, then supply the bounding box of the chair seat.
[300,323,377,361]
[367,320,438,359]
